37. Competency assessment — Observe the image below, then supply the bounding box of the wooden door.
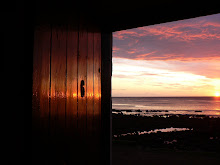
[32,22,102,165]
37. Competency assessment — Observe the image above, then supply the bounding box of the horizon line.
[112,96,216,97]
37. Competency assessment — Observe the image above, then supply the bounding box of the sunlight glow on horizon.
[112,58,219,97]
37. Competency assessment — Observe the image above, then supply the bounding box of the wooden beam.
[101,31,112,165]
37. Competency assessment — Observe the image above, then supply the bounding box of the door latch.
[80,80,85,97]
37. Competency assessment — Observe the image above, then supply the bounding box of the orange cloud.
[113,46,120,53]
[135,51,157,60]
[113,30,139,40]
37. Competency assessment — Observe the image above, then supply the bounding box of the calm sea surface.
[112,97,220,116]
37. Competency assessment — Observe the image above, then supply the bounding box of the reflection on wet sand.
[114,127,193,137]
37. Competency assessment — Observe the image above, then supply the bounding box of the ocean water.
[112,97,220,116]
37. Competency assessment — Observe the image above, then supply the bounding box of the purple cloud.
[113,14,220,62]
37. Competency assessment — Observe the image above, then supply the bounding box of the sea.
[112,97,220,117]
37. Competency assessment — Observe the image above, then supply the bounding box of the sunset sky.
[112,14,220,97]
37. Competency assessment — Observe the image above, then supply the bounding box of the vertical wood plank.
[65,24,79,164]
[50,25,67,136]
[32,25,51,164]
[78,24,87,136]
[66,25,78,133]
[32,26,42,165]
[39,26,51,137]
[32,27,43,150]
[94,32,101,130]
[93,31,102,164]
[32,25,51,132]
[87,32,94,135]
[32,27,42,119]
[77,19,88,165]
[86,31,95,163]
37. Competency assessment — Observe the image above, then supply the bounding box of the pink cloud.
[114,16,220,42]
[135,51,157,60]
[127,50,137,54]
[137,20,220,41]
[113,30,139,40]
[113,53,220,62]
[113,46,120,53]
[113,14,220,62]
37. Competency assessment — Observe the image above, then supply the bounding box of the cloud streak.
[113,14,220,62]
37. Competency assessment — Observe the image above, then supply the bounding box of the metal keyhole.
[80,80,85,97]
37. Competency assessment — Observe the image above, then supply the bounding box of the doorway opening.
[112,13,220,165]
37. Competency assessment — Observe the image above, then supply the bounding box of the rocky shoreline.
[112,113,220,152]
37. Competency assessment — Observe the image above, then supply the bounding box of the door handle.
[80,80,85,97]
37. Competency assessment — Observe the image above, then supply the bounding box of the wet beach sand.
[113,144,220,165]
[112,112,220,165]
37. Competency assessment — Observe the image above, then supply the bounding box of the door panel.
[32,23,102,164]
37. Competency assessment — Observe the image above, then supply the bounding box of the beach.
[112,112,220,165]
[113,144,220,165]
